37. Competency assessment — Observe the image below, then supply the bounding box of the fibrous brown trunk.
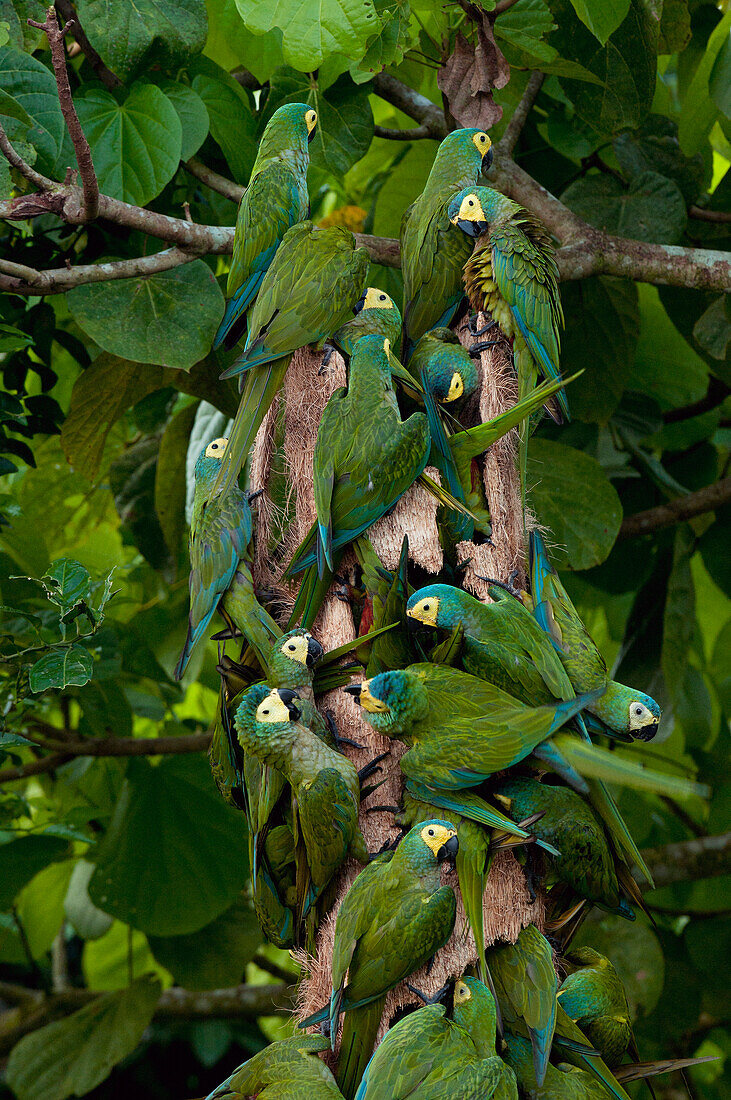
[248,330,542,1065]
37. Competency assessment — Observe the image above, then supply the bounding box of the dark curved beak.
[343,683,362,703]
[307,125,316,144]
[437,834,459,862]
[633,721,659,743]
[306,636,324,668]
[352,290,367,315]
[277,688,301,721]
[457,217,487,238]
[482,147,493,172]
[406,614,421,633]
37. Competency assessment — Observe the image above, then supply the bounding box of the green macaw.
[354,976,518,1100]
[205,1033,342,1100]
[235,684,368,921]
[211,222,370,502]
[401,128,493,356]
[490,927,631,1100]
[331,287,403,359]
[343,664,598,792]
[558,948,634,1069]
[447,186,567,421]
[529,531,661,741]
[299,820,459,1100]
[214,103,317,352]
[493,777,643,920]
[502,1033,616,1100]
[174,437,280,680]
[288,334,466,581]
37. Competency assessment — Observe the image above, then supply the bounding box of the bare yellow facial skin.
[420,823,458,858]
[256,690,292,724]
[451,193,487,226]
[305,109,317,133]
[363,288,394,310]
[407,596,440,628]
[453,980,472,1005]
[358,680,391,714]
[445,372,464,403]
[472,132,491,155]
[280,634,309,666]
[205,437,228,458]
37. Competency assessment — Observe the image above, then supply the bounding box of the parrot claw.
[475,573,522,599]
[244,487,264,503]
[469,339,501,358]
[326,710,364,751]
[358,751,390,783]
[211,625,243,640]
[467,316,498,337]
[363,804,400,815]
[319,344,335,374]
[407,981,451,1006]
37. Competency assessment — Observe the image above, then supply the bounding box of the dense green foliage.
[0,0,728,1097]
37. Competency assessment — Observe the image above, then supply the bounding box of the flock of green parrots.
[169,103,696,1099]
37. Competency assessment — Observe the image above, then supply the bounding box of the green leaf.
[149,894,262,990]
[74,83,182,206]
[709,34,731,118]
[16,860,74,959]
[678,10,731,156]
[29,645,95,692]
[66,260,224,372]
[75,0,208,81]
[693,296,731,361]
[0,835,68,910]
[0,321,33,352]
[0,87,32,134]
[568,0,630,46]
[154,79,210,161]
[5,975,161,1100]
[495,0,604,84]
[83,921,170,990]
[0,0,48,52]
[350,0,411,83]
[155,402,198,559]
[264,68,373,181]
[234,0,381,71]
[64,859,114,940]
[42,559,92,613]
[527,439,623,569]
[204,0,285,79]
[632,286,709,410]
[562,170,687,244]
[662,526,696,708]
[0,47,66,176]
[88,755,249,936]
[613,114,707,204]
[559,277,639,424]
[110,438,172,575]
[658,0,691,54]
[190,57,258,183]
[372,139,439,239]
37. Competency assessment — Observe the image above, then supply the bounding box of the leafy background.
[0,0,729,1097]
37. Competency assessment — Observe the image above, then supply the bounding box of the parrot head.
[626,691,661,740]
[449,976,499,1042]
[270,629,324,682]
[195,437,229,481]
[412,330,478,404]
[354,287,398,314]
[448,188,490,238]
[258,102,318,161]
[407,584,469,630]
[431,128,493,183]
[342,670,429,735]
[234,684,301,753]
[400,820,459,868]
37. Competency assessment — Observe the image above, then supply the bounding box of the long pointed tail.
[336,998,385,1100]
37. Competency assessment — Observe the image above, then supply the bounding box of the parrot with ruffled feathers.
[354,976,518,1100]
[343,665,599,791]
[211,223,370,502]
[214,103,317,352]
[331,287,403,358]
[173,437,279,681]
[235,684,368,921]
[493,777,642,920]
[299,820,459,1100]
[204,1033,342,1100]
[558,949,634,1070]
[502,1033,618,1100]
[401,128,493,357]
[529,530,661,741]
[448,185,567,422]
[288,334,466,581]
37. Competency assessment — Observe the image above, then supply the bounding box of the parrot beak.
[306,636,324,667]
[352,290,367,315]
[308,126,316,145]
[457,217,487,238]
[277,688,301,721]
[406,612,421,633]
[481,146,494,172]
[633,721,659,742]
[343,683,363,703]
[437,833,459,863]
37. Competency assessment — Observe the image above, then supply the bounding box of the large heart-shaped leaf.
[75,0,207,81]
[88,755,249,936]
[74,83,182,206]
[5,975,161,1100]
[29,645,95,692]
[234,0,380,71]
[66,261,224,371]
[154,78,209,161]
[0,835,69,910]
[568,0,629,45]
[562,170,687,244]
[527,439,623,569]
[149,894,262,990]
[0,47,66,175]
[190,58,258,182]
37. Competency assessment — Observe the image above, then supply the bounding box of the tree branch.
[29,4,99,220]
[497,72,544,157]
[619,477,731,539]
[0,121,54,191]
[54,0,120,89]
[0,247,203,295]
[640,833,731,892]
[689,205,731,224]
[372,73,448,139]
[662,378,730,424]
[0,733,212,782]
[374,123,433,141]
[0,753,72,785]
[184,157,244,203]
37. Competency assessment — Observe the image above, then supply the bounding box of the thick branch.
[184,157,244,203]
[29,4,99,220]
[374,123,433,141]
[54,0,120,89]
[0,753,71,785]
[21,730,212,758]
[0,246,202,294]
[640,833,731,892]
[372,73,448,139]
[619,477,731,539]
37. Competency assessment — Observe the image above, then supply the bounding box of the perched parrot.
[488,924,558,1086]
[558,948,633,1069]
[211,223,370,502]
[401,128,493,356]
[235,684,368,920]
[204,1033,342,1100]
[343,664,598,792]
[331,287,403,359]
[288,334,466,580]
[214,102,317,352]
[529,531,661,741]
[447,186,567,422]
[494,776,642,920]
[174,437,280,680]
[354,976,518,1100]
[299,820,459,1100]
[502,1033,617,1100]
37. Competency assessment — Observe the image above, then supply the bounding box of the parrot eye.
[468,200,474,206]
[634,705,643,716]
[479,135,486,143]
[262,708,269,715]
[427,828,435,836]
[379,294,387,301]
[423,604,430,611]
[288,644,297,651]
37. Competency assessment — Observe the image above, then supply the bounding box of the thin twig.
[0,120,55,190]
[28,4,99,219]
[663,378,730,424]
[689,205,731,224]
[54,0,120,88]
[8,730,212,760]
[496,72,544,157]
[374,124,433,141]
[0,246,203,295]
[0,753,71,784]
[184,157,244,203]
[619,477,731,539]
